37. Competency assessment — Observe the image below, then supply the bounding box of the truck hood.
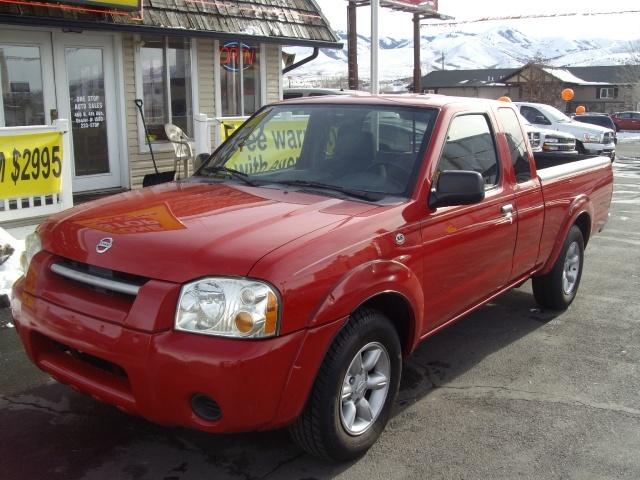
[560,120,613,137]
[39,181,378,283]
[536,126,575,140]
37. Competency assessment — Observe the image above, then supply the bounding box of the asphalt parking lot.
[1,143,639,480]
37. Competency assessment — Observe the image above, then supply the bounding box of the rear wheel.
[289,308,401,461]
[532,225,585,310]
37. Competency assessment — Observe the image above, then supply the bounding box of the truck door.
[420,113,517,332]
[497,107,545,280]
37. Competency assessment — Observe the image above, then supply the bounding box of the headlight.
[20,231,42,273]
[545,137,559,143]
[583,133,600,143]
[175,278,280,338]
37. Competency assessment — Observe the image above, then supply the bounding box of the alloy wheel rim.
[339,342,390,436]
[562,241,581,295]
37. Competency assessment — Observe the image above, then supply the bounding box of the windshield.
[198,104,437,200]
[538,104,572,123]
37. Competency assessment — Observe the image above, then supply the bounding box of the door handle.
[501,204,513,214]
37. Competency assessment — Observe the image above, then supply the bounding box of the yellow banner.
[0,131,64,200]
[225,118,308,174]
[219,118,247,143]
[40,0,140,10]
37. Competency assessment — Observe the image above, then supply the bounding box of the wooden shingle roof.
[0,0,341,48]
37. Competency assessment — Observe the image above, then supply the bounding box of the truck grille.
[51,259,148,297]
[556,144,576,151]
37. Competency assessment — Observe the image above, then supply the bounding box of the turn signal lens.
[234,311,255,334]
[264,292,278,335]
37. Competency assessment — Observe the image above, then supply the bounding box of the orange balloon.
[561,88,575,101]
[575,105,586,114]
[498,96,512,102]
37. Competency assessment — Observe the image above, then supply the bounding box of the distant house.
[417,64,640,113]
[415,67,519,99]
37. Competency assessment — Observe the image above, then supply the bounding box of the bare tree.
[621,41,640,110]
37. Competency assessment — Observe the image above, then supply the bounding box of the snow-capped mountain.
[283,26,639,85]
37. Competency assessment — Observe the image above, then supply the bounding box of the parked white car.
[515,102,615,160]
[518,113,577,154]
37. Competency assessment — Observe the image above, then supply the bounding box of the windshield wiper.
[204,166,257,186]
[268,180,384,202]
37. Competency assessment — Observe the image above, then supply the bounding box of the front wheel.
[532,225,585,310]
[289,309,402,461]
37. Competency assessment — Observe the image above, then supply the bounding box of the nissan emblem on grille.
[96,238,113,254]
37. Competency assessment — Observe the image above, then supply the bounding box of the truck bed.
[534,152,613,271]
[533,152,608,170]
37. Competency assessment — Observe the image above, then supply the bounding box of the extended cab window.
[520,106,550,125]
[437,114,499,188]
[498,108,532,183]
[199,104,437,200]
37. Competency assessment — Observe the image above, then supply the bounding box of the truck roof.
[278,93,507,110]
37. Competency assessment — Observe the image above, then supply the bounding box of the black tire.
[532,225,585,310]
[289,308,402,461]
[576,141,587,154]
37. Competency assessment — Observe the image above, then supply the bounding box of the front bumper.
[11,277,343,433]
[583,142,616,159]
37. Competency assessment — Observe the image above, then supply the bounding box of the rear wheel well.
[356,292,415,357]
[574,212,591,246]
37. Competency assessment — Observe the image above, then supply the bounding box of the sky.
[318,0,640,40]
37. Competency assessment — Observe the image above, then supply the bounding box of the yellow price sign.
[0,131,64,201]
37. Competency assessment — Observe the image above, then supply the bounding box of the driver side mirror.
[428,170,485,209]
[534,115,551,126]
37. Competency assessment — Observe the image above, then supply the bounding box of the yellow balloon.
[575,105,586,114]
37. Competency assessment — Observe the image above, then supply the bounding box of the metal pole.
[347,1,358,90]
[371,0,379,94]
[413,13,421,93]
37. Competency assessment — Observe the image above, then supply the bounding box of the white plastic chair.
[164,123,193,179]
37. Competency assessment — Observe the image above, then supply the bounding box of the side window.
[437,114,500,188]
[521,106,550,125]
[498,108,532,183]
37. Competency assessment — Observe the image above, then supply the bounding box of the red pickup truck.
[11,95,612,461]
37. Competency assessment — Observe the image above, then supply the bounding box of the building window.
[598,87,618,99]
[139,36,192,141]
[0,45,45,126]
[219,41,261,117]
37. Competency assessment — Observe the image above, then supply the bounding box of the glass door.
[0,30,56,128]
[54,33,121,192]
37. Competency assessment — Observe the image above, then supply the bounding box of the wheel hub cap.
[339,342,391,436]
[562,241,581,295]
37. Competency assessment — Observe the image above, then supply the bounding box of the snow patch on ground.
[618,132,640,142]
[0,227,25,300]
